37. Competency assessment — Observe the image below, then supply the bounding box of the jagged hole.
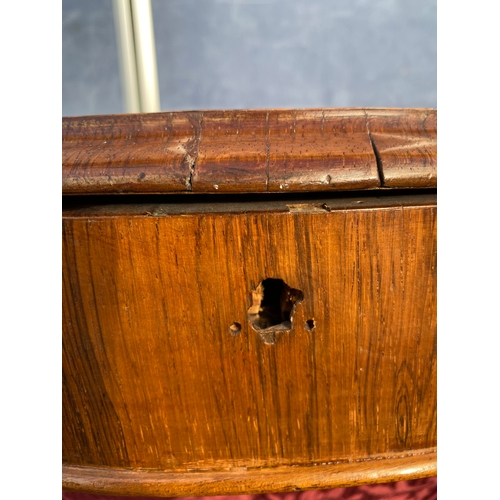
[247,279,304,334]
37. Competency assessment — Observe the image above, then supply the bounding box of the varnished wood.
[62,108,436,195]
[62,107,437,495]
[63,450,436,497]
[62,112,200,194]
[62,195,436,494]
[366,109,436,187]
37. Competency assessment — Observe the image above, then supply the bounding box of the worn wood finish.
[366,109,436,188]
[62,196,437,495]
[63,450,436,497]
[62,112,200,193]
[61,192,437,219]
[265,109,377,192]
[62,108,436,195]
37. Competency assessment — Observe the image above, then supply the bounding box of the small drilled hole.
[305,319,316,331]
[229,322,242,336]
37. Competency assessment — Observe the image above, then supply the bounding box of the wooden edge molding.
[62,450,436,497]
[62,108,436,195]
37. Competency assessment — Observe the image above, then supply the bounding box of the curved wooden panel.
[63,196,437,494]
[63,450,436,497]
[62,108,436,195]
[63,107,437,494]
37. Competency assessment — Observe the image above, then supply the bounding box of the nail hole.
[229,322,241,336]
[305,319,316,331]
[247,278,304,342]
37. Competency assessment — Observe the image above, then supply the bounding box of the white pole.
[112,0,141,113]
[130,0,161,112]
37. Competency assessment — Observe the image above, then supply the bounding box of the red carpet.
[62,476,437,500]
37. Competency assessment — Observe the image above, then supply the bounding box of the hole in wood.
[305,319,316,331]
[229,322,241,336]
[247,278,304,343]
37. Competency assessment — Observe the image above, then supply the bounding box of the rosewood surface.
[62,108,436,195]
[63,451,436,497]
[63,195,437,495]
[62,108,437,496]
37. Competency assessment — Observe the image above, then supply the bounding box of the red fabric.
[62,476,437,500]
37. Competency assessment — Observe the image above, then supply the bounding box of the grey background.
[62,0,122,116]
[62,0,436,116]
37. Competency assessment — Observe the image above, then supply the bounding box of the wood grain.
[62,108,436,195]
[63,450,436,497]
[62,195,436,494]
[62,112,201,193]
[266,109,377,192]
[366,109,436,188]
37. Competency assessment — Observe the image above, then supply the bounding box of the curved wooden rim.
[62,108,436,195]
[63,449,436,497]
